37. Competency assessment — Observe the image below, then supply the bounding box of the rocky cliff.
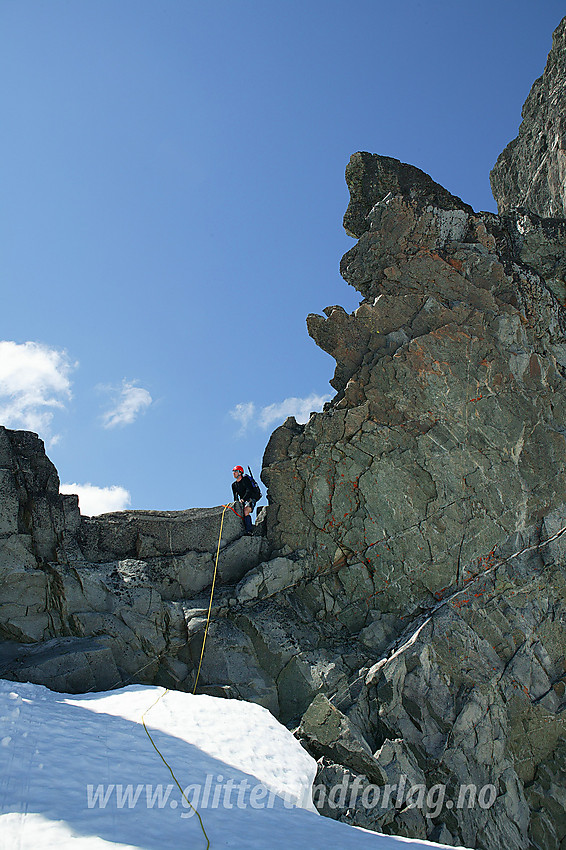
[491,16,566,219]
[2,16,566,850]
[260,147,566,849]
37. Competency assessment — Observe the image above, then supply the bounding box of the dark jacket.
[232,474,256,503]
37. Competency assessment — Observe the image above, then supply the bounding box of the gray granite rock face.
[490,16,566,218]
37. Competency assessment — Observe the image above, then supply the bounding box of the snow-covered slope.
[0,680,462,849]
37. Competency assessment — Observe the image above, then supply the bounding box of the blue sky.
[1,1,563,514]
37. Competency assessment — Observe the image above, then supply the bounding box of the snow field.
[0,679,462,849]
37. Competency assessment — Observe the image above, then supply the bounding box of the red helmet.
[233,465,244,474]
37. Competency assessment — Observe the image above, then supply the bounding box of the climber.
[232,465,256,535]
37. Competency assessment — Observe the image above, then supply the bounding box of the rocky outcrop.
[0,426,372,720]
[490,16,566,218]
[265,153,566,606]
[0,427,269,696]
[343,152,472,239]
[257,148,566,848]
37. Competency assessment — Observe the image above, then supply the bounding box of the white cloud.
[230,392,331,434]
[230,401,256,435]
[0,341,75,443]
[258,393,332,428]
[101,379,152,429]
[60,482,131,516]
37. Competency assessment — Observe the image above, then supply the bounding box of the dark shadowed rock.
[501,209,566,307]
[0,636,121,693]
[343,151,472,238]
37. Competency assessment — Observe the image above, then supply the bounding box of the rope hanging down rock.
[139,503,230,850]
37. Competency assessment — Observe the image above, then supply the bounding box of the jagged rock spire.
[490,16,566,218]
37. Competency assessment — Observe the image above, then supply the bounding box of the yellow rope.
[141,689,210,847]
[140,503,230,849]
[192,503,229,695]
